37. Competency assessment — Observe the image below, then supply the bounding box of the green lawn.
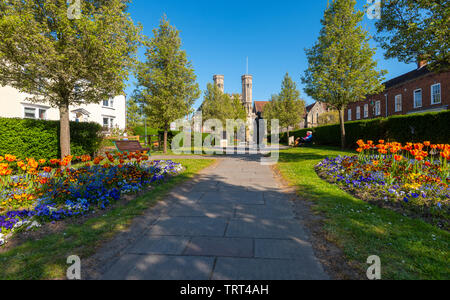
[276,146,449,280]
[0,158,215,280]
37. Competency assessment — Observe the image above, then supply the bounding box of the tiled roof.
[383,66,432,89]
[254,101,269,113]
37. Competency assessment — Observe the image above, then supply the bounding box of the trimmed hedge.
[0,118,103,160]
[283,110,450,147]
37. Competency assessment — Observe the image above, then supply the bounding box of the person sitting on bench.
[295,131,313,146]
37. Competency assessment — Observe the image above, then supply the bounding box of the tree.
[262,94,280,132]
[302,0,386,149]
[231,94,247,121]
[0,0,141,159]
[126,95,144,132]
[201,84,246,125]
[135,16,200,153]
[276,73,305,143]
[318,110,339,126]
[374,0,449,72]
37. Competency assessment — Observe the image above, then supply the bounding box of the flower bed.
[316,140,449,229]
[0,152,183,246]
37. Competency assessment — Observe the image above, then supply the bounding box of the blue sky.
[125,0,416,109]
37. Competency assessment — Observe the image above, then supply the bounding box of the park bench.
[113,140,150,153]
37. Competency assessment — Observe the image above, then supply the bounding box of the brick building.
[345,63,449,122]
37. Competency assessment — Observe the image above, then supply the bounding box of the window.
[103,117,115,128]
[414,89,422,108]
[431,84,441,104]
[24,107,47,120]
[356,106,361,120]
[38,109,46,120]
[364,104,369,118]
[395,95,402,112]
[375,101,381,116]
[348,109,352,121]
[103,99,114,108]
[24,107,36,119]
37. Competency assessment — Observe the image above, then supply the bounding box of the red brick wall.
[345,70,450,121]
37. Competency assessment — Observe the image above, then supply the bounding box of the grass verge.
[0,158,215,280]
[276,146,449,280]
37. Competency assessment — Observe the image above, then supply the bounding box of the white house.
[0,85,126,130]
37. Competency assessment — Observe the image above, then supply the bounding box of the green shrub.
[0,118,103,160]
[288,110,450,148]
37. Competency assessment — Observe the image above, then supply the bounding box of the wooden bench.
[113,140,150,153]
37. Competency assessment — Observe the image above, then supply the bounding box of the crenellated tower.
[241,74,253,117]
[213,75,225,93]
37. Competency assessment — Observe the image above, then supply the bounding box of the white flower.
[27,221,41,231]
[0,239,5,246]
[14,221,24,229]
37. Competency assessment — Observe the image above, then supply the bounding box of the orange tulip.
[394,155,403,161]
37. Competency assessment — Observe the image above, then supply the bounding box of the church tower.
[241,74,253,116]
[213,75,224,93]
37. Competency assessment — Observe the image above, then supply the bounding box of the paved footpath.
[94,154,328,280]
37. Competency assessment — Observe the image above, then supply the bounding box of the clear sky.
[125,0,417,109]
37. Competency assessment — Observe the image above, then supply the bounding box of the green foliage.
[201,83,246,126]
[0,118,103,160]
[287,111,450,147]
[302,0,387,148]
[375,0,450,72]
[264,74,305,137]
[318,110,339,126]
[126,96,144,131]
[134,15,200,153]
[0,0,142,157]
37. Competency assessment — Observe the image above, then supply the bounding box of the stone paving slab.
[212,257,329,280]
[168,202,235,218]
[183,237,253,258]
[225,218,307,239]
[148,217,228,237]
[128,236,190,255]
[254,238,316,260]
[234,204,294,219]
[102,254,214,280]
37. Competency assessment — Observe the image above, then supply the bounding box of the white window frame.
[431,83,441,105]
[364,104,369,118]
[348,109,352,121]
[395,94,402,112]
[375,101,381,116]
[23,106,47,120]
[414,89,422,108]
[102,116,115,128]
[103,99,114,108]
[356,106,361,120]
[24,107,37,119]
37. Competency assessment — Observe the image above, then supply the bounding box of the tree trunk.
[339,108,346,150]
[163,127,168,154]
[59,102,71,164]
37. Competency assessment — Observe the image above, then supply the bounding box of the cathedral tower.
[241,74,253,116]
[213,75,224,93]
